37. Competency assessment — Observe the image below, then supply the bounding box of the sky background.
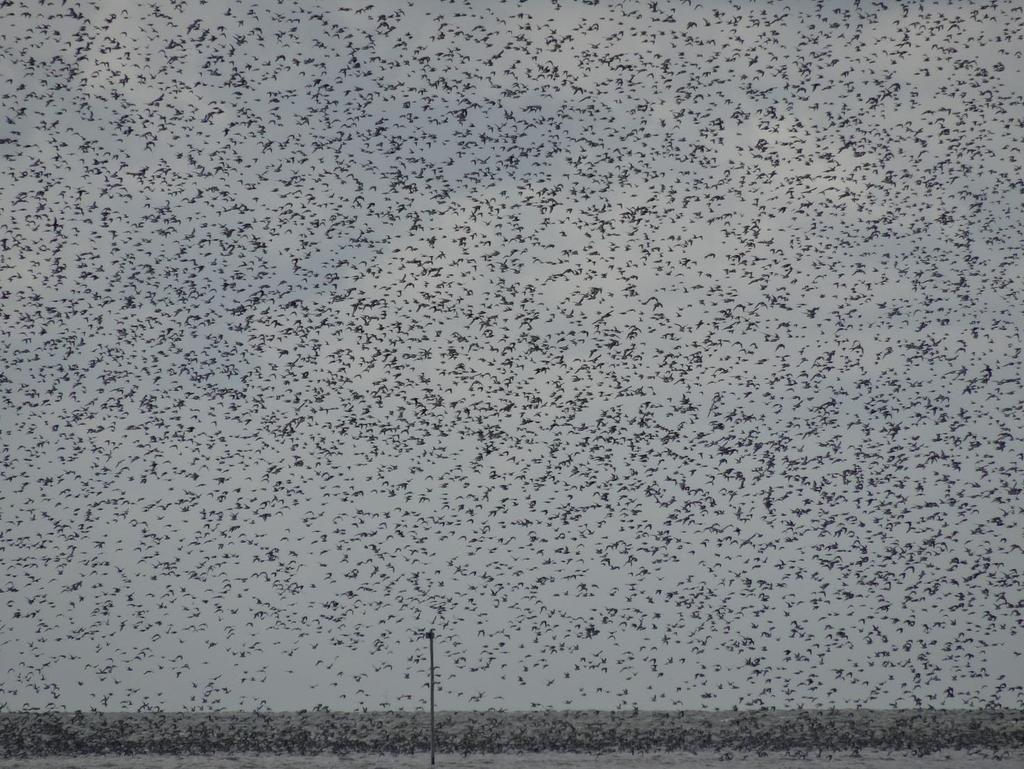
[1,0,1023,712]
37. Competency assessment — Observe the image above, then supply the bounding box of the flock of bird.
[4,708,1023,757]
[1,0,1022,716]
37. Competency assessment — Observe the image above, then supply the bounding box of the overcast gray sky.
[1,0,1022,712]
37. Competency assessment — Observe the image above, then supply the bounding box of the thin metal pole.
[428,629,435,765]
